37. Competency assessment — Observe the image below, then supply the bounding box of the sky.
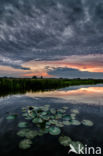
[0,0,103,78]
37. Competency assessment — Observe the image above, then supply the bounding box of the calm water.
[0,84,103,156]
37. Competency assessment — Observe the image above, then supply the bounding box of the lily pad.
[62,106,68,110]
[42,115,50,121]
[41,107,49,111]
[6,114,17,120]
[18,122,27,128]
[70,141,84,154]
[71,109,79,114]
[63,121,71,126]
[56,122,64,127]
[25,130,38,139]
[82,120,94,126]
[70,114,76,120]
[19,139,32,150]
[44,105,50,108]
[50,108,56,114]
[40,111,48,116]
[57,109,66,113]
[63,115,71,121]
[55,113,62,119]
[32,118,43,124]
[49,120,58,125]
[71,120,81,126]
[17,129,30,137]
[49,126,61,135]
[59,136,72,146]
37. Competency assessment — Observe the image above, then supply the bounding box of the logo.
[68,144,101,155]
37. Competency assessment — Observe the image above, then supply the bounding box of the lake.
[0,84,103,155]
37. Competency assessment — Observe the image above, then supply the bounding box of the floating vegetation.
[19,139,32,150]
[32,118,43,124]
[62,106,68,110]
[71,120,81,126]
[63,115,70,121]
[6,114,17,120]
[59,136,72,146]
[71,109,79,114]
[63,121,71,126]
[82,120,94,126]
[50,108,56,114]
[18,122,27,128]
[49,126,61,135]
[17,129,30,137]
[70,141,84,154]
[6,104,94,151]
[57,109,66,113]
[25,130,38,139]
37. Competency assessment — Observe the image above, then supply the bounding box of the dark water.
[0,85,103,156]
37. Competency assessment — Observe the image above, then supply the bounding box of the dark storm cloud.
[48,67,103,79]
[0,0,103,69]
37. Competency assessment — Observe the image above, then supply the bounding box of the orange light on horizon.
[23,72,53,78]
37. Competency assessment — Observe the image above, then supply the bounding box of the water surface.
[0,84,103,156]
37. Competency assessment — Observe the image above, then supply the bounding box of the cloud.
[48,67,103,79]
[0,55,30,70]
[0,0,103,66]
[0,0,103,77]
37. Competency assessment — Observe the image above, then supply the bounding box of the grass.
[0,78,103,97]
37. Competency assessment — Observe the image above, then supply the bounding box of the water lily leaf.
[18,122,27,128]
[59,136,72,146]
[63,121,71,126]
[22,113,28,117]
[40,111,48,116]
[41,115,49,121]
[55,113,62,119]
[71,109,79,114]
[22,107,26,112]
[6,114,17,120]
[71,120,81,126]
[55,122,64,127]
[32,118,43,124]
[82,120,94,126]
[70,114,76,120]
[50,108,56,114]
[70,141,84,154]
[44,105,50,108]
[57,109,66,113]
[17,129,30,137]
[19,139,32,150]
[63,115,71,121]
[25,130,38,139]
[40,106,49,111]
[38,129,47,136]
[49,126,61,135]
[62,107,68,110]
[46,121,51,126]
[49,120,58,125]
[28,110,36,118]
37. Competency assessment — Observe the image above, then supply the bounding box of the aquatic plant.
[18,122,27,128]
[6,104,94,151]
[6,114,17,120]
[82,120,94,126]
[17,129,30,137]
[71,120,81,126]
[71,109,79,114]
[59,136,72,146]
[49,127,61,135]
[19,139,32,150]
